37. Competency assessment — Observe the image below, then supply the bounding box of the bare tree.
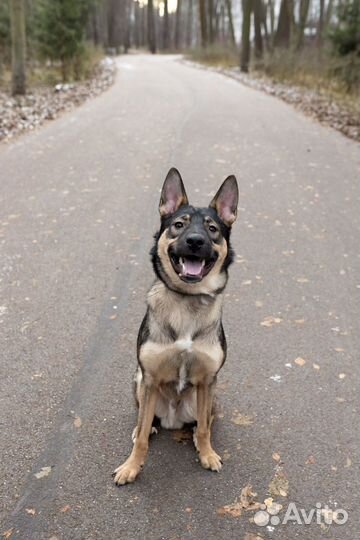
[175,0,182,49]
[199,0,208,47]
[148,0,156,53]
[296,0,310,49]
[186,0,193,47]
[316,0,325,47]
[240,0,252,71]
[225,0,236,46]
[10,0,26,95]
[274,0,292,47]
[163,0,170,48]
[254,0,263,58]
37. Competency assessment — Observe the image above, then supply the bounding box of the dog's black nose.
[186,233,205,251]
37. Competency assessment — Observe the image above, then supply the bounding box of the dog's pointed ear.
[159,168,189,217]
[209,175,238,226]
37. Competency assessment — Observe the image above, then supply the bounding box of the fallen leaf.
[268,469,289,498]
[73,416,82,428]
[109,314,117,320]
[240,484,261,511]
[2,530,13,539]
[255,300,263,308]
[338,373,346,379]
[222,449,231,461]
[294,318,305,324]
[336,397,346,403]
[331,465,337,471]
[25,508,36,516]
[305,455,316,464]
[231,413,254,426]
[260,316,282,327]
[60,504,71,513]
[334,348,344,352]
[172,430,192,443]
[294,357,306,366]
[185,507,192,513]
[344,457,352,468]
[34,466,52,479]
[244,533,263,540]
[217,484,261,518]
[313,363,320,370]
[272,452,281,462]
[296,277,309,283]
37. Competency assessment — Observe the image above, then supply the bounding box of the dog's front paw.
[113,458,142,485]
[199,449,222,472]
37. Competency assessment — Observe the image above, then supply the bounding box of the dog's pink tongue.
[184,258,203,276]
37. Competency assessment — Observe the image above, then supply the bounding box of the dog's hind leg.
[113,383,158,485]
[194,381,222,472]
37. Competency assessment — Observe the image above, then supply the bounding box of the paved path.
[0,55,359,540]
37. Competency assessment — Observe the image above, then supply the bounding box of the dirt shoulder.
[182,59,360,143]
[0,57,116,143]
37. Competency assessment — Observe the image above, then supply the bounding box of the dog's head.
[151,168,238,296]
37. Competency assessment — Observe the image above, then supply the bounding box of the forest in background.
[0,0,359,99]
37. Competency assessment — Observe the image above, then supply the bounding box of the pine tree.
[36,0,93,81]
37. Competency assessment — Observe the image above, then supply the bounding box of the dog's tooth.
[201,259,205,268]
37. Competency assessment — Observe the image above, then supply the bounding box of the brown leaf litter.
[217,484,261,517]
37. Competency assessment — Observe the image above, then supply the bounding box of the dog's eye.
[208,225,217,233]
[174,221,184,229]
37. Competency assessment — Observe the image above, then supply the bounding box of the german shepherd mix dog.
[113,168,238,485]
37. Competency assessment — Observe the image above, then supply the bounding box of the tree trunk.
[199,0,208,47]
[225,0,236,46]
[268,0,275,43]
[208,0,215,44]
[240,0,252,72]
[274,0,291,48]
[325,0,334,28]
[175,0,182,49]
[10,0,26,96]
[163,0,170,48]
[253,0,263,58]
[186,0,193,47]
[316,0,325,47]
[295,0,310,50]
[147,0,156,53]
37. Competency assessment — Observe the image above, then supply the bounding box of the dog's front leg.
[195,381,222,472]
[113,383,157,485]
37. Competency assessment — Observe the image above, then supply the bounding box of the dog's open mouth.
[169,252,217,283]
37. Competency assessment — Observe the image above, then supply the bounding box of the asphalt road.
[0,55,359,540]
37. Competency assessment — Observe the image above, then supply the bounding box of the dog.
[113,168,238,485]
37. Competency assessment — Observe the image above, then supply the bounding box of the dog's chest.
[161,294,217,338]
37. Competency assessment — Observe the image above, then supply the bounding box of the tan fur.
[113,213,230,484]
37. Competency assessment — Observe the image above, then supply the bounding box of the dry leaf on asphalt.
[272,452,281,462]
[240,485,261,511]
[231,413,254,426]
[34,466,52,479]
[217,484,261,517]
[73,416,82,428]
[313,363,320,370]
[268,469,289,498]
[338,373,346,379]
[260,316,282,327]
[294,357,306,366]
[25,508,36,516]
[244,533,263,540]
[305,455,316,465]
[2,530,14,539]
[60,504,71,513]
[344,457,352,468]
